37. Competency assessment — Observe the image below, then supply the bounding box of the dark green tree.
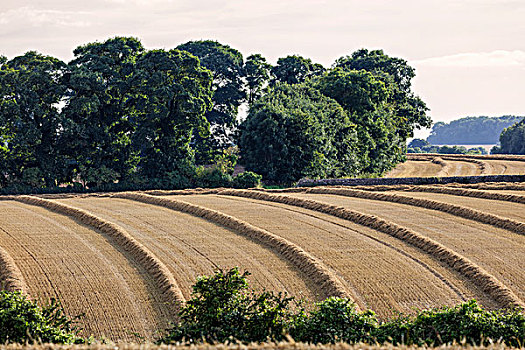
[0,51,68,188]
[239,83,358,183]
[177,40,245,163]
[314,68,403,174]
[62,37,145,187]
[271,55,325,85]
[131,49,213,181]
[497,118,525,154]
[244,54,271,105]
[335,49,431,140]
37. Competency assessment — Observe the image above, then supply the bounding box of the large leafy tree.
[244,54,271,105]
[177,40,245,163]
[0,51,68,187]
[239,83,358,183]
[271,55,325,85]
[62,37,144,186]
[131,49,213,180]
[335,49,431,140]
[314,68,401,173]
[496,118,525,154]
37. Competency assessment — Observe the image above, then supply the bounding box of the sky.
[1,0,524,138]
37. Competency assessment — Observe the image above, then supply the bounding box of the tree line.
[427,115,524,145]
[0,37,431,190]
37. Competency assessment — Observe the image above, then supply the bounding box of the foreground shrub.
[0,291,83,344]
[159,268,525,346]
[160,268,297,344]
[291,297,377,344]
[377,300,525,346]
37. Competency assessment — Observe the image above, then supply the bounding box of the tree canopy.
[493,118,525,154]
[0,38,431,189]
[239,83,358,183]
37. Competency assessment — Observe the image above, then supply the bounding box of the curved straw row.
[113,192,357,307]
[14,195,184,314]
[306,188,525,237]
[218,189,525,309]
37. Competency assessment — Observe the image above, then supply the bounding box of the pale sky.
[1,0,524,137]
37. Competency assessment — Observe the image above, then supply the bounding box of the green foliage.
[244,54,272,105]
[160,268,298,344]
[177,40,245,163]
[271,55,325,85]
[376,300,525,346]
[291,297,377,344]
[232,171,262,188]
[497,118,525,154]
[0,291,83,344]
[0,51,68,188]
[64,37,145,187]
[407,144,488,155]
[427,116,524,145]
[239,83,359,183]
[159,269,525,346]
[131,49,213,179]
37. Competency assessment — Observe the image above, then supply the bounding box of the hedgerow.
[159,268,525,347]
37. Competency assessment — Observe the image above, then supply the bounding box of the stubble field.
[1,155,525,342]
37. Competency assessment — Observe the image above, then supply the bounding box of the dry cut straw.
[218,189,525,310]
[113,192,358,307]
[14,195,184,314]
[305,188,525,237]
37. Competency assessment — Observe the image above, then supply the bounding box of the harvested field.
[388,190,525,223]
[386,154,525,178]
[56,197,319,302]
[0,200,170,341]
[163,194,497,316]
[281,192,525,304]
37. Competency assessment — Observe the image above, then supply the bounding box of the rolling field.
[1,180,525,341]
[386,154,525,177]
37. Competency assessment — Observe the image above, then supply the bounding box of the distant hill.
[427,116,524,145]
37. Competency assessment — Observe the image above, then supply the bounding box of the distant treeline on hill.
[427,116,524,145]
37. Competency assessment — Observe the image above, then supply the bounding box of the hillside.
[427,116,524,145]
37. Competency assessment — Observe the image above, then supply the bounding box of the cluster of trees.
[240,49,431,182]
[427,116,524,145]
[407,139,487,155]
[0,37,431,189]
[492,118,525,154]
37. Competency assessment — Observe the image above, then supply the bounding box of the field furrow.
[57,197,319,302]
[284,192,525,303]
[390,191,525,222]
[0,201,170,341]
[166,194,495,317]
[385,160,483,178]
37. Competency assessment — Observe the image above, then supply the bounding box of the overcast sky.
[1,0,524,137]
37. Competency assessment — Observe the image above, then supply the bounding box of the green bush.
[159,268,525,346]
[377,300,525,346]
[195,166,233,188]
[0,290,84,344]
[291,297,377,344]
[159,267,298,344]
[232,171,262,188]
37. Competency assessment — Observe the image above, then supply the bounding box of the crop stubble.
[0,200,170,341]
[279,190,525,306]
[163,193,486,317]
